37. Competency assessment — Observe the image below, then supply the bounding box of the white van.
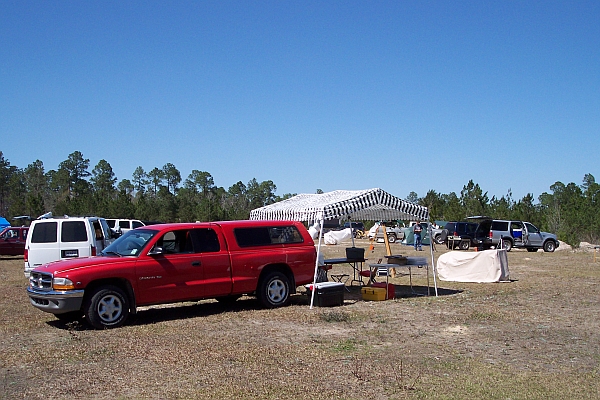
[24,216,114,277]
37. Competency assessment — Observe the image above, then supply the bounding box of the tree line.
[0,150,597,246]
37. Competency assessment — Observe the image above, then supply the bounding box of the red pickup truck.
[27,220,316,329]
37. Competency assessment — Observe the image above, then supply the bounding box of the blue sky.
[1,1,598,202]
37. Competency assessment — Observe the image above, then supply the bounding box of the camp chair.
[359,258,381,284]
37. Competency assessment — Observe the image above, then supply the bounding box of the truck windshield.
[101,229,158,257]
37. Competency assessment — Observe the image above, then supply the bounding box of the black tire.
[434,234,443,245]
[502,239,512,252]
[257,271,291,308]
[387,233,397,243]
[459,240,470,250]
[85,285,129,329]
[543,241,556,253]
[527,248,538,252]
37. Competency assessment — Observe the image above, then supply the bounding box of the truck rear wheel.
[387,233,397,243]
[502,239,512,252]
[257,271,290,308]
[459,240,470,250]
[85,285,129,329]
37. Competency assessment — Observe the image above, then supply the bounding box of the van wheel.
[543,241,556,252]
[85,285,129,329]
[257,271,290,308]
[387,233,397,243]
[502,239,512,252]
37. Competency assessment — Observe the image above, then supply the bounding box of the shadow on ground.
[46,285,462,330]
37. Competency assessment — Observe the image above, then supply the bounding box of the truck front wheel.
[387,233,397,243]
[257,271,290,308]
[543,241,556,252]
[85,285,130,329]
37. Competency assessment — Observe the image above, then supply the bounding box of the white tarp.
[437,249,510,283]
[323,228,352,245]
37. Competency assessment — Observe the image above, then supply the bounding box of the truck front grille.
[29,272,53,291]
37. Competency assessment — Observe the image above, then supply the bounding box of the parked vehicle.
[368,221,405,243]
[343,222,365,238]
[24,215,115,277]
[27,220,317,329]
[440,221,479,250]
[106,219,147,236]
[475,218,559,252]
[0,226,29,256]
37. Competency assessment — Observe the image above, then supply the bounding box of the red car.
[0,226,29,256]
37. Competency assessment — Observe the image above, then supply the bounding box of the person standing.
[413,221,423,251]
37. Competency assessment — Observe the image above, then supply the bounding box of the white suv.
[106,219,146,235]
[24,215,115,277]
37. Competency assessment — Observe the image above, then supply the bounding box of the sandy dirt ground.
[1,239,599,399]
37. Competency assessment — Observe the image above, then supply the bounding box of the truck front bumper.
[27,287,85,314]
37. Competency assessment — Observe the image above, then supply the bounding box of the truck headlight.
[53,277,75,291]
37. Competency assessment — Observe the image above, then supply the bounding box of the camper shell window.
[234,226,304,247]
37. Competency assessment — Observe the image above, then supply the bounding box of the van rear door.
[27,221,60,270]
[61,220,93,258]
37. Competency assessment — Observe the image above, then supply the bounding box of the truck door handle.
[191,261,201,267]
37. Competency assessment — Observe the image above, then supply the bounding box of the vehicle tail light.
[91,245,96,256]
[454,231,458,236]
[24,249,28,262]
[489,232,493,238]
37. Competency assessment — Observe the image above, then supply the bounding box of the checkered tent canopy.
[249,188,428,223]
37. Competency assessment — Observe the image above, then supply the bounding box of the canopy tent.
[0,217,10,230]
[250,188,429,223]
[250,188,438,306]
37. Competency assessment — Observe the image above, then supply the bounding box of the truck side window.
[158,230,196,254]
[192,229,220,252]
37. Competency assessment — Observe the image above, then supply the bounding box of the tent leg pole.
[428,224,438,296]
[310,217,325,309]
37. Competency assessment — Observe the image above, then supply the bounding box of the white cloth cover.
[437,249,510,283]
[323,228,352,245]
[308,223,320,239]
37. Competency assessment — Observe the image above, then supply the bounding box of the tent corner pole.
[310,217,325,309]
[428,223,438,297]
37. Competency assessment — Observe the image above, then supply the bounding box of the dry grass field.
[1,240,599,399]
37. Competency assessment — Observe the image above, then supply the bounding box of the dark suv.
[441,222,479,250]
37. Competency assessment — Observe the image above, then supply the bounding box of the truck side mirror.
[148,246,164,256]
